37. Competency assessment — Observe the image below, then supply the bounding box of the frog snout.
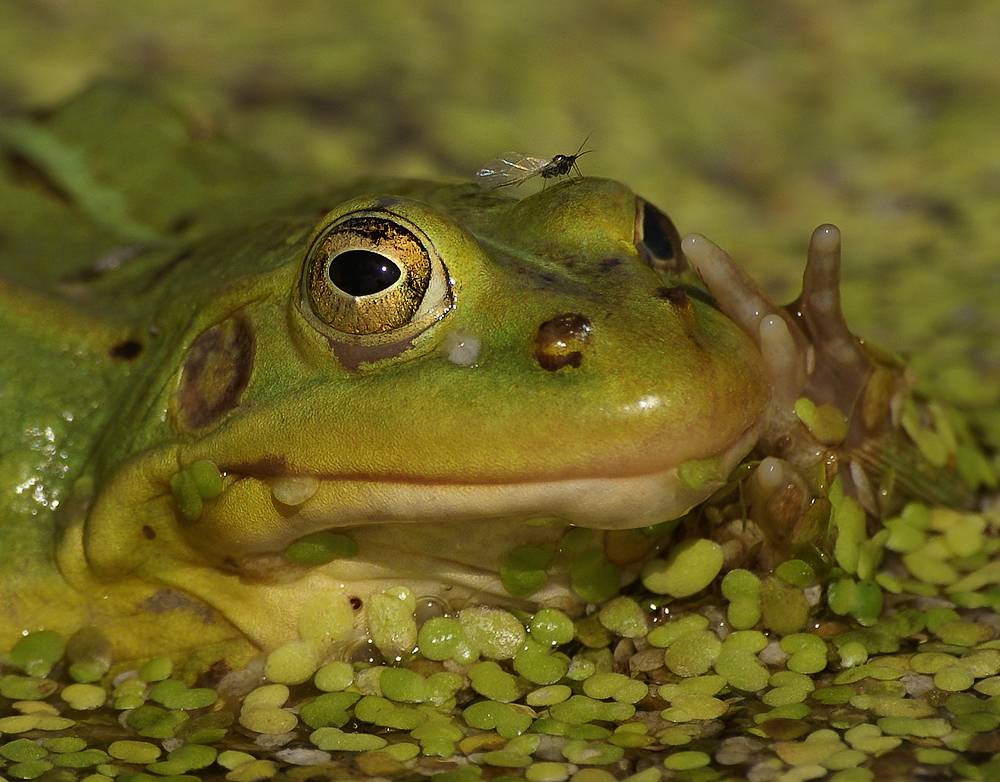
[534,313,592,371]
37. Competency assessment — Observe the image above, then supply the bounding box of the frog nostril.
[535,313,591,371]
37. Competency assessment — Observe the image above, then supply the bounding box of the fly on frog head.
[475,134,592,190]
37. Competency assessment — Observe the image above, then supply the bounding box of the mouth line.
[217,426,758,490]
[180,422,762,563]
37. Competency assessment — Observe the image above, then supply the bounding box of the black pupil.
[327,250,401,296]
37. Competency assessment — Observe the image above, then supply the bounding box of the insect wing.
[475,152,550,189]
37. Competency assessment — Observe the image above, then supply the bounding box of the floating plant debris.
[1,484,998,781]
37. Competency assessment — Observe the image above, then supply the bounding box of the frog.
[0,85,986,663]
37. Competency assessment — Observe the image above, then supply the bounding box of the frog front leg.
[684,225,984,527]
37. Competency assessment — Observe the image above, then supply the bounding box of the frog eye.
[302,211,451,339]
[636,198,685,274]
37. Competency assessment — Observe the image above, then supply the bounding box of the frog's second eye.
[636,198,685,274]
[302,212,450,339]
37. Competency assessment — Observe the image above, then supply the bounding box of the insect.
[475,135,592,190]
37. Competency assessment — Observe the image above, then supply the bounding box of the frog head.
[63,178,768,648]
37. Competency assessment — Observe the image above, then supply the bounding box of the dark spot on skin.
[141,525,156,540]
[599,257,623,272]
[175,314,254,430]
[535,313,592,371]
[655,286,689,305]
[140,589,215,622]
[168,213,198,234]
[222,556,239,572]
[655,286,695,331]
[350,596,363,610]
[110,339,143,360]
[331,335,417,372]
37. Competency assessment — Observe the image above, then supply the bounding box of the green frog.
[0,85,983,662]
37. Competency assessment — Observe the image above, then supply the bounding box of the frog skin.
[0,86,973,660]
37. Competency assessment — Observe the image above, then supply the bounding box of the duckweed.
[282,531,358,565]
[526,761,572,781]
[299,691,359,728]
[760,575,810,634]
[313,660,353,691]
[529,608,575,646]
[459,606,525,659]
[721,568,762,629]
[238,705,297,734]
[417,616,476,663]
[640,538,723,597]
[469,660,521,702]
[0,739,47,762]
[660,692,728,721]
[561,739,624,765]
[298,592,355,642]
[369,586,418,657]
[500,543,554,598]
[9,631,65,677]
[137,656,172,682]
[0,674,57,701]
[309,727,387,751]
[1,483,997,782]
[663,629,721,677]
[513,641,570,685]
[263,639,321,685]
[60,682,106,710]
[596,596,647,637]
[108,740,161,764]
[569,549,621,603]
[663,750,711,770]
[780,633,829,674]
[582,672,647,703]
[354,694,421,729]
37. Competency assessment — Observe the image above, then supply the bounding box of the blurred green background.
[3,0,999,405]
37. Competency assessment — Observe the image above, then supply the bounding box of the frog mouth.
[71,419,759,649]
[77,407,760,587]
[177,420,760,561]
